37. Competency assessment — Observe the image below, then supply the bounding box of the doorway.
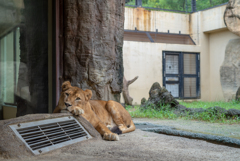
[163,51,200,99]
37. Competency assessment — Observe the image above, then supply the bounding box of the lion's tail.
[111,126,122,135]
[111,120,136,134]
[122,120,136,134]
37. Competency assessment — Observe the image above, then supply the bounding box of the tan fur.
[53,81,135,141]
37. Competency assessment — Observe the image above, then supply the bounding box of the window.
[0,0,53,120]
[163,51,200,99]
[0,27,20,105]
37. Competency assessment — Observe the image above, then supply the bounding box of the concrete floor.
[2,118,240,161]
[133,118,240,139]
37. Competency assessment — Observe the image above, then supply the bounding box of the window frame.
[162,51,200,99]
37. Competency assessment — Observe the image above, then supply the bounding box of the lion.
[53,81,135,141]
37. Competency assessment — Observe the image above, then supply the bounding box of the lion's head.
[59,81,92,110]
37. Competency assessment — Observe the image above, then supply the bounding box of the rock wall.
[220,38,240,101]
[224,0,240,36]
[63,0,125,102]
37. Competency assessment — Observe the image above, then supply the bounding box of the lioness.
[53,81,135,141]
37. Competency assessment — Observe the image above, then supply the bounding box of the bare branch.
[127,76,139,86]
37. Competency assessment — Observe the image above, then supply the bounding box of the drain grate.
[9,116,92,155]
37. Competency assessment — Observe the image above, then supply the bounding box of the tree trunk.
[63,0,125,102]
[122,76,138,106]
[224,0,240,36]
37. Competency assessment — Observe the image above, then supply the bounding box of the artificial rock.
[224,0,240,36]
[63,0,125,102]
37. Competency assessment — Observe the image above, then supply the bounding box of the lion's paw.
[103,133,119,141]
[68,107,84,116]
[75,108,84,115]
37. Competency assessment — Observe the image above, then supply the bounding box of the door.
[163,52,180,98]
[163,51,200,99]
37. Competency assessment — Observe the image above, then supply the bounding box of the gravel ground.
[2,118,240,161]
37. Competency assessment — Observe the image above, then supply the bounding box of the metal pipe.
[135,0,142,7]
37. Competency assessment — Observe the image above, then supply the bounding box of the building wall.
[202,5,227,33]
[122,42,201,104]
[124,7,189,34]
[123,5,240,104]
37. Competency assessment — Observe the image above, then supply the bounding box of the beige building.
[122,5,239,105]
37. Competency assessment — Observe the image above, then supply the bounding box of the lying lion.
[53,81,135,141]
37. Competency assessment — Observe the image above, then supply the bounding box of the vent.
[9,117,92,155]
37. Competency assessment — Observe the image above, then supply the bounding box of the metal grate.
[184,77,197,97]
[150,33,195,45]
[166,83,179,97]
[123,30,196,45]
[124,32,151,42]
[166,55,179,74]
[9,117,91,155]
[184,54,196,74]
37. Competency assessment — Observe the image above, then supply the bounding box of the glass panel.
[16,27,20,86]
[184,77,197,97]
[0,32,15,104]
[166,84,179,97]
[166,55,179,74]
[184,54,196,74]
[140,0,228,13]
[0,0,50,119]
[196,0,228,11]
[142,0,193,12]
[166,77,179,81]
[126,0,136,5]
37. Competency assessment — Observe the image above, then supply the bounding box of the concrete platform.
[1,116,240,161]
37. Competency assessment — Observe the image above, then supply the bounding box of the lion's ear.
[84,89,92,101]
[62,81,71,92]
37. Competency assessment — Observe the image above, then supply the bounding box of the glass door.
[163,52,180,98]
[163,51,200,99]
[182,53,200,98]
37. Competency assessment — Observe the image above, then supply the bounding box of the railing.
[125,0,229,13]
